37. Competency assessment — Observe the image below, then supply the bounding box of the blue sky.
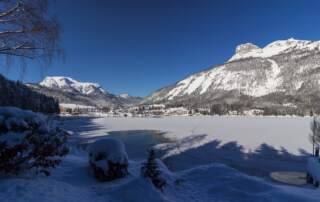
[1,0,320,96]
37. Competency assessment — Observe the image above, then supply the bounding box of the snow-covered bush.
[0,107,69,176]
[88,138,129,181]
[141,149,167,192]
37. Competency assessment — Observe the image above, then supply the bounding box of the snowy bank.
[1,156,320,202]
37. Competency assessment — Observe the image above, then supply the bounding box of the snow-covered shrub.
[88,138,129,181]
[141,149,167,192]
[0,107,69,176]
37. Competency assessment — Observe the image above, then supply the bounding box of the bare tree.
[310,117,320,156]
[0,0,61,69]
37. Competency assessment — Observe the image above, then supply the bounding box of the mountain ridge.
[143,38,320,114]
[40,76,106,95]
[28,76,143,108]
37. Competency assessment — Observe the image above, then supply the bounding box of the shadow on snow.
[160,134,309,179]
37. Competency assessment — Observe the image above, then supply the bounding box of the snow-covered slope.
[40,76,106,95]
[161,58,282,99]
[144,38,320,112]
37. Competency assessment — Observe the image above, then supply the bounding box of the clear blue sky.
[1,0,320,96]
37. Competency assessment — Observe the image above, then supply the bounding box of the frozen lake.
[62,115,313,178]
[91,116,312,155]
[61,117,172,159]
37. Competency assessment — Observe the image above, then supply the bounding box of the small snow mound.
[89,138,129,181]
[109,177,170,202]
[89,138,128,165]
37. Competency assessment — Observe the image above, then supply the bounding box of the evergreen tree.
[310,109,314,117]
[310,117,320,156]
[141,149,166,192]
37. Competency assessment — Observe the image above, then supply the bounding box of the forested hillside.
[0,74,59,114]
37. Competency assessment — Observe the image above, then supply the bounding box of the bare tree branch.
[0,29,26,35]
[0,0,62,70]
[0,2,21,18]
[0,18,18,23]
[0,51,35,59]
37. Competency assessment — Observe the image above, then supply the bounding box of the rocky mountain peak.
[228,38,320,62]
[235,43,261,55]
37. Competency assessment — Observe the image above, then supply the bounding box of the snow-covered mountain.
[228,38,320,62]
[118,93,143,104]
[28,77,142,108]
[118,93,130,99]
[40,76,106,95]
[144,38,320,114]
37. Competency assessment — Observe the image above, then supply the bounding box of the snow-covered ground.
[2,156,320,202]
[1,115,319,202]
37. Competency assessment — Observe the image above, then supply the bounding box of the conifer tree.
[141,149,166,192]
[310,117,320,156]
